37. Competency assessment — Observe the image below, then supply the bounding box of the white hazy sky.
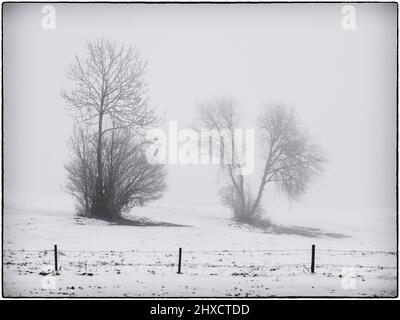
[3,3,397,214]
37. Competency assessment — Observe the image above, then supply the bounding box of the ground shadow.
[74,215,189,227]
[268,223,349,239]
[110,216,189,227]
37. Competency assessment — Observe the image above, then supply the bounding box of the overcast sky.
[3,3,397,216]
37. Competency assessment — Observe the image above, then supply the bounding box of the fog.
[3,3,396,215]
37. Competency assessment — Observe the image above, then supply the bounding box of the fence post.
[311,244,315,273]
[177,247,182,274]
[54,244,58,272]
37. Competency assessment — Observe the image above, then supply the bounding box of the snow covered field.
[2,192,397,297]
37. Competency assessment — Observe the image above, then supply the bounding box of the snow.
[2,191,397,297]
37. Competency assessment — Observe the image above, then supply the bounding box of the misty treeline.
[63,38,325,226]
[62,39,166,221]
[195,98,326,227]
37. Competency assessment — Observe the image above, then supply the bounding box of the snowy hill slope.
[2,191,397,297]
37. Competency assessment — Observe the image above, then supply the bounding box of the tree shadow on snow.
[109,216,189,227]
[268,223,349,239]
[74,216,189,227]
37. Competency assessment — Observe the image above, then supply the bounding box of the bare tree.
[101,129,167,219]
[196,99,326,225]
[62,39,163,220]
[65,126,97,217]
[251,104,325,217]
[196,98,250,221]
[65,126,167,220]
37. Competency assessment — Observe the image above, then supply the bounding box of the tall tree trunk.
[250,148,273,217]
[250,178,267,217]
[94,111,105,218]
[97,112,103,191]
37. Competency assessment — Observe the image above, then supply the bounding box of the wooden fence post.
[54,244,58,272]
[311,244,315,273]
[177,247,182,274]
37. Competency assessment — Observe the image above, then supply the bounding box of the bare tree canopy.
[196,98,326,226]
[252,104,326,215]
[62,39,166,221]
[62,39,156,132]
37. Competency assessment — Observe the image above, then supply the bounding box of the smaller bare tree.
[251,104,326,218]
[196,99,326,226]
[65,126,97,217]
[101,128,167,219]
[65,126,167,221]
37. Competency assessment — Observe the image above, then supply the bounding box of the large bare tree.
[197,99,326,225]
[62,39,164,220]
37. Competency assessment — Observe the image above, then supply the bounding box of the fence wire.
[3,247,396,277]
